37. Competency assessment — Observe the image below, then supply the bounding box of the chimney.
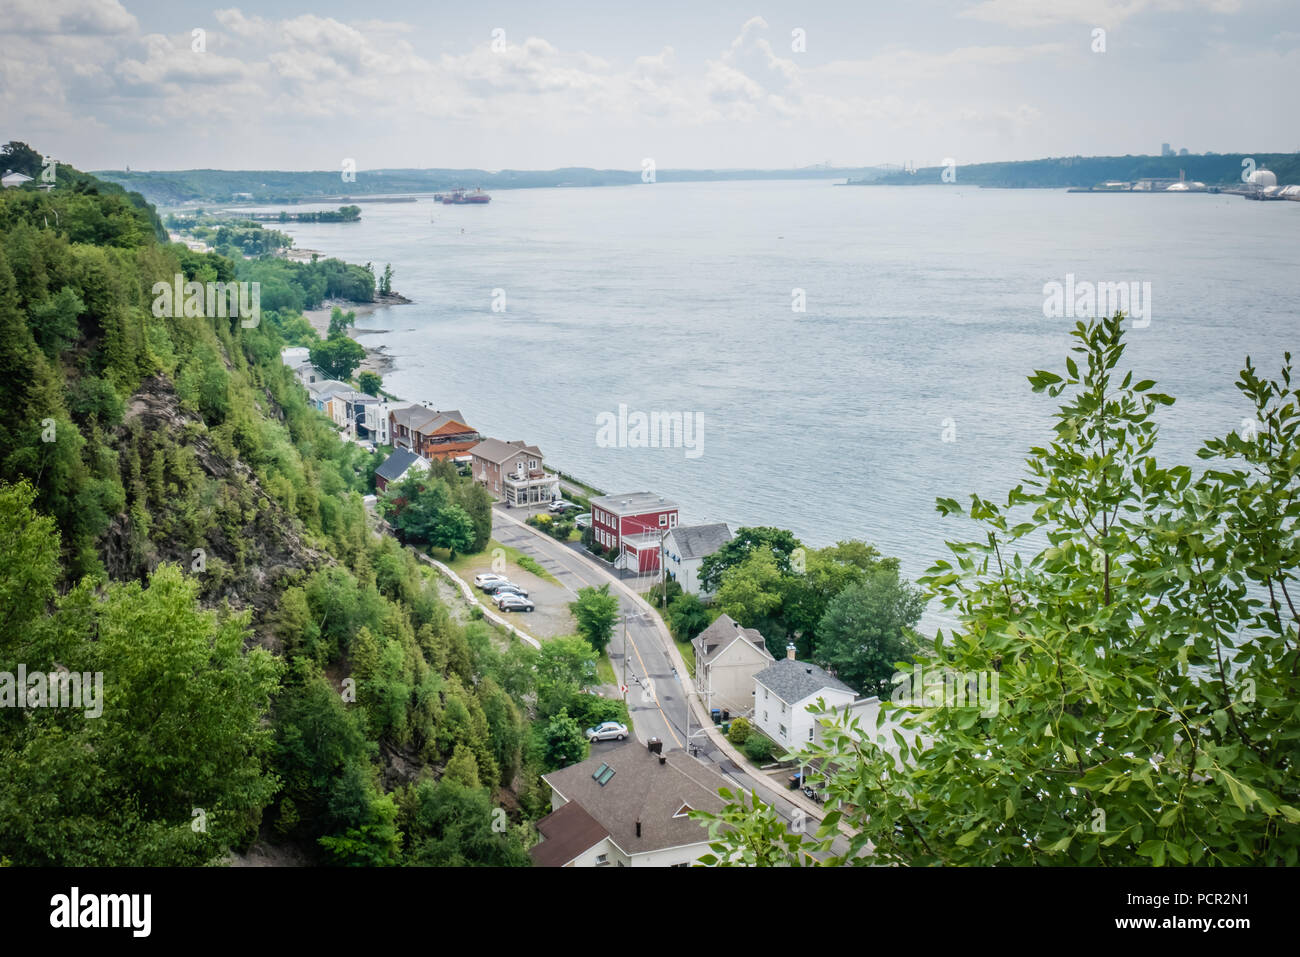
[786,643,796,661]
[635,819,642,838]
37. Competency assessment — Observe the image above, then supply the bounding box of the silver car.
[586,721,628,742]
[496,593,535,613]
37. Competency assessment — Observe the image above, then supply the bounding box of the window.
[592,763,615,786]
[595,854,609,866]
[673,803,693,818]
[809,727,815,741]
[781,703,786,714]
[669,514,678,528]
[658,513,668,527]
[779,724,787,738]
[763,711,768,723]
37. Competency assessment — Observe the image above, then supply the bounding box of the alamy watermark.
[891,663,999,717]
[151,273,260,328]
[1,665,103,718]
[1042,273,1151,328]
[596,403,704,459]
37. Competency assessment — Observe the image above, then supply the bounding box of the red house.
[589,492,679,573]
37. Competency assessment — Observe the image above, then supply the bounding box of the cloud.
[958,0,1243,28]
[0,0,135,36]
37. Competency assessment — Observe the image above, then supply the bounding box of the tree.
[812,570,925,696]
[699,526,802,593]
[541,709,588,771]
[358,370,382,396]
[327,306,356,337]
[444,744,482,790]
[666,592,710,641]
[778,542,891,656]
[402,777,529,867]
[429,503,475,560]
[714,547,784,635]
[697,317,1300,867]
[309,332,365,381]
[379,264,393,296]
[569,584,620,654]
[535,635,598,718]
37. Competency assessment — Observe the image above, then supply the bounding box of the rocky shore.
[303,292,411,376]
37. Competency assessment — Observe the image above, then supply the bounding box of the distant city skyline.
[3,0,1297,172]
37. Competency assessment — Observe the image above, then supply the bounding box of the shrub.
[517,555,547,578]
[727,717,752,746]
[742,732,774,763]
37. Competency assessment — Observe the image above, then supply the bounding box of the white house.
[280,346,310,368]
[2,171,33,189]
[752,650,858,752]
[531,741,729,867]
[662,523,732,596]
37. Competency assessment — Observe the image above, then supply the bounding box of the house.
[752,649,858,752]
[468,437,560,505]
[280,346,310,368]
[662,523,732,596]
[370,400,395,446]
[374,447,430,493]
[389,405,479,461]
[531,741,728,867]
[589,492,679,573]
[307,379,354,428]
[692,614,775,717]
[290,362,323,388]
[1,171,33,189]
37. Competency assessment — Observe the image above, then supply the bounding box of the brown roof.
[529,801,610,867]
[541,742,728,856]
[469,437,543,465]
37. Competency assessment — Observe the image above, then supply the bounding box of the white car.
[586,721,628,742]
[549,499,578,514]
[474,573,508,590]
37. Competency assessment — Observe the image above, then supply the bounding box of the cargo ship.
[438,188,491,205]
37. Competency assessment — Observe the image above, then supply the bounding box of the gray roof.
[753,658,857,703]
[530,801,610,867]
[666,523,732,561]
[469,437,542,464]
[589,491,678,515]
[308,378,353,398]
[375,448,423,482]
[693,613,773,666]
[542,741,728,855]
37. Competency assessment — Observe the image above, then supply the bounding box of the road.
[492,503,852,859]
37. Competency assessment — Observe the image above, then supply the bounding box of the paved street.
[492,503,852,859]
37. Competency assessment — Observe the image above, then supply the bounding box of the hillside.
[92,165,890,206]
[0,142,561,866]
[862,152,1300,188]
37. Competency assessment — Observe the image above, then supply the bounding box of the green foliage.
[666,591,710,642]
[309,332,365,382]
[741,733,775,763]
[702,317,1300,867]
[714,546,785,632]
[400,778,530,867]
[569,584,620,653]
[727,716,753,745]
[699,526,802,593]
[812,570,925,696]
[541,709,588,771]
[535,635,598,718]
[358,370,382,396]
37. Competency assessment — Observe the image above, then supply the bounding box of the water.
[276,181,1299,634]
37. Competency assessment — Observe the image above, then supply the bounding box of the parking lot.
[459,556,577,641]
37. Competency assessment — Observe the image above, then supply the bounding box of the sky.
[2,0,1297,172]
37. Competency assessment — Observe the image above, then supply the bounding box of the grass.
[596,650,617,686]
[434,539,561,586]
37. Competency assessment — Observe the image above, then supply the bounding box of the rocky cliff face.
[104,374,330,649]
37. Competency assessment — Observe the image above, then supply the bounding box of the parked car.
[549,499,578,514]
[496,593,535,613]
[586,721,628,742]
[484,580,528,598]
[574,512,592,529]
[474,573,508,589]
